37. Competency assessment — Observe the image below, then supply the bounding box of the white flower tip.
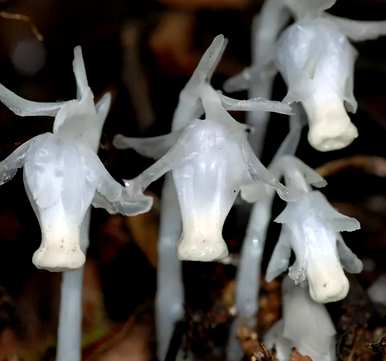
[177,238,228,262]
[308,268,349,303]
[32,244,85,272]
[307,111,358,152]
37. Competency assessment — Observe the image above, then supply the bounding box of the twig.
[0,11,43,41]
[317,155,386,178]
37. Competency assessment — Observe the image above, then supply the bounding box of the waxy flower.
[225,0,386,151]
[265,277,336,361]
[266,156,362,303]
[276,0,386,151]
[0,47,151,271]
[114,74,293,262]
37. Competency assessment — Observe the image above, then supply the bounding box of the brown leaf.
[149,12,196,75]
[290,348,313,361]
[237,325,276,361]
[124,198,159,268]
[0,11,43,41]
[316,155,386,178]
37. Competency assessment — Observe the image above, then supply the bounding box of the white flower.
[114,34,293,262]
[264,277,336,361]
[225,0,386,151]
[277,0,386,151]
[116,83,293,262]
[276,17,359,151]
[266,156,362,303]
[0,47,151,271]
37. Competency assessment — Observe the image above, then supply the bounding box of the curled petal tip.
[112,134,129,149]
[122,179,153,214]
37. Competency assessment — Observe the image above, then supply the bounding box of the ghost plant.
[265,154,363,303]
[227,107,307,361]
[0,46,151,271]
[264,276,337,361]
[114,35,292,264]
[121,35,290,359]
[225,0,386,152]
[149,35,230,359]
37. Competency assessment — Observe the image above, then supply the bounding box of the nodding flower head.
[264,277,336,361]
[267,186,362,303]
[276,17,359,151]
[114,35,293,262]
[0,46,152,271]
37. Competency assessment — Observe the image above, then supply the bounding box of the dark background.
[0,0,384,360]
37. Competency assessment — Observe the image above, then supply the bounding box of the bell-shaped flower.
[276,0,386,151]
[266,156,362,302]
[225,0,386,151]
[114,79,293,262]
[0,47,151,271]
[264,277,336,361]
[276,17,358,151]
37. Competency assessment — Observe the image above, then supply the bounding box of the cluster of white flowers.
[0,1,384,360]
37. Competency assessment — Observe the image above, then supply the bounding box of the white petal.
[77,145,153,216]
[276,18,359,151]
[173,34,227,130]
[113,129,183,159]
[24,135,94,271]
[266,227,292,282]
[241,136,294,201]
[0,133,49,185]
[95,92,112,129]
[336,235,363,274]
[275,155,327,190]
[325,14,386,42]
[219,93,292,115]
[131,123,200,191]
[73,46,89,99]
[0,82,65,117]
[281,278,336,361]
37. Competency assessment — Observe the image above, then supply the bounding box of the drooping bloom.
[266,155,363,303]
[264,277,336,361]
[276,15,358,151]
[114,43,293,262]
[225,0,386,151]
[0,47,151,271]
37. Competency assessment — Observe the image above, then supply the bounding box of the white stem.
[227,195,273,361]
[56,268,84,361]
[247,0,289,154]
[56,210,90,361]
[156,175,184,360]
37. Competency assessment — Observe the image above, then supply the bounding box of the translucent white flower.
[114,58,293,262]
[225,0,386,151]
[277,0,386,151]
[264,277,336,361]
[276,17,359,151]
[266,156,362,303]
[0,47,151,271]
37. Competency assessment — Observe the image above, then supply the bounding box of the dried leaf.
[0,11,43,41]
[290,348,313,361]
[317,156,386,178]
[237,325,276,361]
[124,197,159,268]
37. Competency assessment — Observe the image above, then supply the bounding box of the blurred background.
[0,0,385,360]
